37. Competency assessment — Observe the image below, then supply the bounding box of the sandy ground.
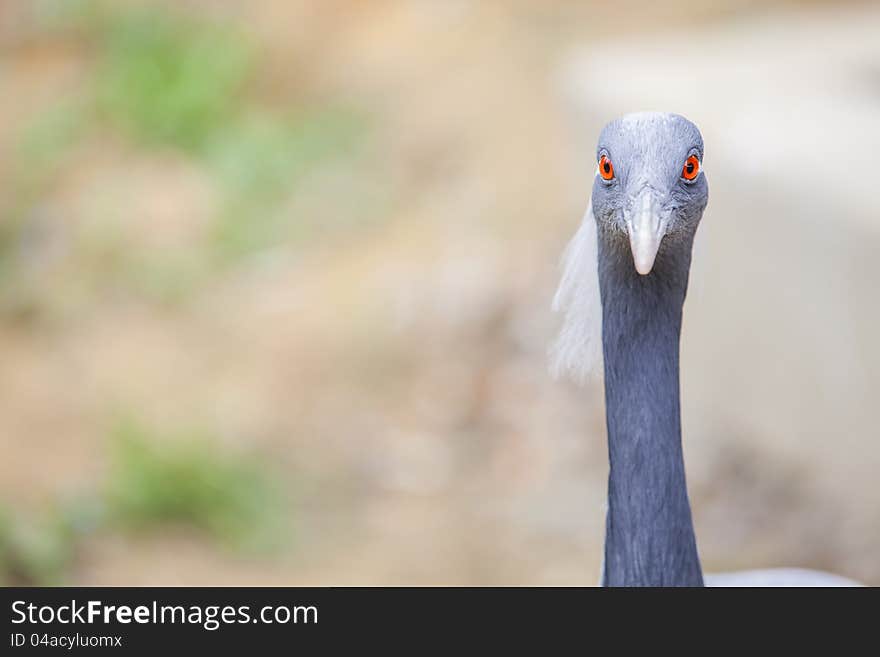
[0,0,877,584]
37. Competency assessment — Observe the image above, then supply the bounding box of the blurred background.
[0,0,877,585]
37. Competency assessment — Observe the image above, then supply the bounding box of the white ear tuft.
[550,203,603,383]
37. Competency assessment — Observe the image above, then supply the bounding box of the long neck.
[598,230,703,586]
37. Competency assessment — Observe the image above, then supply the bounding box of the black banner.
[1,586,872,651]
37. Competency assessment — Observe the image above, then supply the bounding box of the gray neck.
[598,229,703,586]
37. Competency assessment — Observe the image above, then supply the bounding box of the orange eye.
[682,155,700,181]
[598,155,614,180]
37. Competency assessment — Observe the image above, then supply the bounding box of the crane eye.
[598,155,614,180]
[682,155,700,181]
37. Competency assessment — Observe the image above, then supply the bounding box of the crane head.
[551,112,709,381]
[592,112,708,275]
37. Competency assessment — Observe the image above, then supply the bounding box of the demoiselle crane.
[552,112,859,587]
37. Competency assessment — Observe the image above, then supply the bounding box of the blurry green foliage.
[0,1,369,319]
[0,501,92,586]
[33,0,109,33]
[0,418,289,583]
[118,253,210,306]
[0,100,90,322]
[105,419,288,551]
[208,108,366,260]
[0,99,86,250]
[95,8,253,152]
[15,101,88,179]
[0,0,360,585]
[87,4,368,259]
[37,0,252,147]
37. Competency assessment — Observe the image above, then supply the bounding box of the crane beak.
[625,192,669,276]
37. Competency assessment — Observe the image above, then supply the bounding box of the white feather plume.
[550,202,603,383]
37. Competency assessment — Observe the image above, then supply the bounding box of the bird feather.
[550,202,603,382]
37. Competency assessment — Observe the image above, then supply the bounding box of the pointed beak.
[625,191,669,276]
